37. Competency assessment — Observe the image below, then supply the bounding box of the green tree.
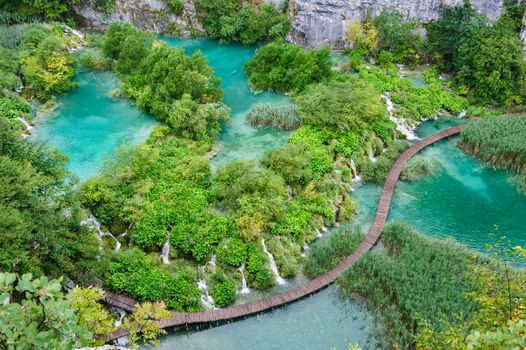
[70,286,116,346]
[122,302,171,350]
[0,273,90,349]
[373,9,420,63]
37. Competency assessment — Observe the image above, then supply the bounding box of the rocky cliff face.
[73,0,203,36]
[287,0,504,49]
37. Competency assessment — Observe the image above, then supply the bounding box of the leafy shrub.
[196,0,290,45]
[288,126,334,178]
[164,270,201,311]
[246,103,300,130]
[0,97,31,119]
[244,39,332,93]
[304,226,364,278]
[166,0,184,15]
[262,144,313,186]
[217,236,247,268]
[246,242,274,289]
[361,140,410,183]
[211,279,236,307]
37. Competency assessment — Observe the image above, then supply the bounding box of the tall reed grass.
[246,103,300,130]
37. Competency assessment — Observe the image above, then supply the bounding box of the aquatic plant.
[459,115,526,171]
[338,222,479,349]
[304,226,364,279]
[246,103,300,130]
[400,155,434,181]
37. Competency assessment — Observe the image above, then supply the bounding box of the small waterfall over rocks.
[161,239,170,265]
[368,144,378,163]
[197,279,216,309]
[382,93,421,141]
[301,243,310,257]
[261,238,287,286]
[350,159,362,183]
[204,253,217,273]
[113,307,127,328]
[237,263,251,296]
[81,214,121,253]
[18,117,33,138]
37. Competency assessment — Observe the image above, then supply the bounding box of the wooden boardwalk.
[104,125,465,341]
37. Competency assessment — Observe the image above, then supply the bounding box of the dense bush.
[372,9,421,64]
[0,120,100,283]
[459,115,526,171]
[244,39,332,93]
[361,140,410,183]
[196,0,290,45]
[0,97,31,119]
[166,0,184,15]
[338,222,479,349]
[304,227,364,278]
[210,274,236,307]
[246,242,274,289]
[262,144,313,186]
[217,237,247,268]
[246,103,300,130]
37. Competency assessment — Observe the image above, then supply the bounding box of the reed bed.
[246,103,300,130]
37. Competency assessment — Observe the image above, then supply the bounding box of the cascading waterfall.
[457,110,466,119]
[205,253,217,273]
[382,93,421,141]
[368,144,378,163]
[18,117,33,138]
[301,244,310,257]
[350,159,362,183]
[261,238,287,286]
[113,307,127,327]
[81,214,121,253]
[237,263,251,296]
[287,185,293,200]
[197,279,216,309]
[161,239,170,265]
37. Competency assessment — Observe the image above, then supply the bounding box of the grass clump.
[246,103,300,130]
[338,222,479,349]
[304,226,364,279]
[400,155,434,181]
[459,115,526,171]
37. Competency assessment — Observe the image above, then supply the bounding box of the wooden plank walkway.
[104,125,465,342]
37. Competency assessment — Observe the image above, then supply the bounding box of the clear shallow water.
[148,287,383,350]
[32,70,156,180]
[160,37,291,167]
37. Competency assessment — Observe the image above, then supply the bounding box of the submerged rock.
[287,0,504,49]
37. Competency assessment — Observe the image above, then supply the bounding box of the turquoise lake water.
[32,70,157,180]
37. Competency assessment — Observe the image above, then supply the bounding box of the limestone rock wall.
[287,0,504,49]
[73,0,204,36]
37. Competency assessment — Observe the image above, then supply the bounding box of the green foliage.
[196,0,290,45]
[246,103,300,130]
[166,0,184,15]
[459,116,526,171]
[70,287,115,346]
[164,270,201,311]
[246,242,274,289]
[122,302,171,350]
[262,143,313,186]
[211,278,236,307]
[167,93,230,142]
[217,237,247,268]
[0,273,90,349]
[265,237,300,278]
[0,0,71,20]
[304,227,363,278]
[400,155,434,181]
[338,222,479,349]
[210,160,286,240]
[0,97,31,119]
[0,120,100,283]
[373,9,421,64]
[244,39,333,93]
[361,140,410,183]
[288,126,334,177]
[297,78,388,134]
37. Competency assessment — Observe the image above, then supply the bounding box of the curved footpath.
[104,125,465,341]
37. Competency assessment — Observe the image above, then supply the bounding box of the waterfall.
[457,110,466,119]
[301,244,310,257]
[287,185,293,200]
[396,64,406,77]
[18,117,33,138]
[81,214,121,253]
[205,253,217,273]
[237,263,251,296]
[382,93,421,141]
[368,144,378,163]
[261,238,287,286]
[113,307,127,327]
[316,228,322,238]
[350,159,362,183]
[161,239,170,265]
[197,279,216,309]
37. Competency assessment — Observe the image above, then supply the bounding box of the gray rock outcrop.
[287,0,504,49]
[73,0,204,36]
